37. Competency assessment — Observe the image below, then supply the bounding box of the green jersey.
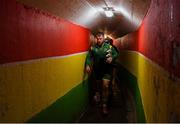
[86,42,119,67]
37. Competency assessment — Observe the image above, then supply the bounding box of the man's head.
[96,32,104,46]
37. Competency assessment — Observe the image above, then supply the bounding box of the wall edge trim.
[0,51,88,67]
[120,50,180,82]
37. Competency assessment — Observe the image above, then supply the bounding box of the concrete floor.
[78,81,136,123]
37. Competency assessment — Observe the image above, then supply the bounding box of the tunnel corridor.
[0,0,180,123]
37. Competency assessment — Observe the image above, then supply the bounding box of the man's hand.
[106,51,112,64]
[106,56,112,64]
[106,53,111,58]
[86,65,91,74]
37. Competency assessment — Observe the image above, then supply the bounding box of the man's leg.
[93,80,101,104]
[102,79,110,114]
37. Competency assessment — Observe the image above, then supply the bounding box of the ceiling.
[17,0,151,38]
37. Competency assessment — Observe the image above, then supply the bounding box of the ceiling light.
[103,7,114,17]
[105,10,113,17]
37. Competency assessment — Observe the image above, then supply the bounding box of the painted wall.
[116,0,180,122]
[0,0,89,122]
[138,0,180,78]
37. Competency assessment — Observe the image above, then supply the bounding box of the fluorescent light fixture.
[103,7,114,17]
[104,10,113,17]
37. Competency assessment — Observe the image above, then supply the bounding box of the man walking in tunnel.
[85,32,119,115]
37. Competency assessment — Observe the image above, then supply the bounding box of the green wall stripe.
[117,64,146,122]
[27,79,89,123]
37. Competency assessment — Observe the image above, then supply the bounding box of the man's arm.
[85,47,93,73]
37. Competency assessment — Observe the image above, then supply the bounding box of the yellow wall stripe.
[119,50,180,122]
[0,52,87,122]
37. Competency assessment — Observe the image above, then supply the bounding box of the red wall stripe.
[115,31,138,51]
[138,0,180,77]
[0,0,89,64]
[117,0,180,77]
